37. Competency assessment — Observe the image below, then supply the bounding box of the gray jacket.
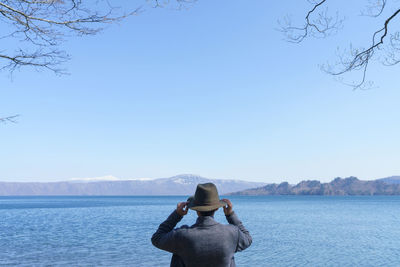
[151,210,252,267]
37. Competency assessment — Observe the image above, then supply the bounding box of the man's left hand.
[176,201,189,216]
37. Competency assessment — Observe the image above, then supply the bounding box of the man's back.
[174,215,249,266]
[151,210,251,267]
[151,184,252,267]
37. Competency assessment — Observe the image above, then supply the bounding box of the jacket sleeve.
[226,211,252,252]
[151,210,184,254]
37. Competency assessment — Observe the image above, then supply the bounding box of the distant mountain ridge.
[0,174,266,196]
[230,176,400,196]
[376,176,400,184]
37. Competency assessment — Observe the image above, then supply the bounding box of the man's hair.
[199,209,218,217]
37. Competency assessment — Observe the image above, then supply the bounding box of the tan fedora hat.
[187,183,227,212]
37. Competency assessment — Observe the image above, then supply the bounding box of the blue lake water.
[1,196,400,266]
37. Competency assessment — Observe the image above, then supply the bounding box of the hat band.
[193,198,220,206]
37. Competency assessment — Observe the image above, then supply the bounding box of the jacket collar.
[194,216,219,227]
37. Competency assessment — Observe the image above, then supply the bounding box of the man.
[151,183,252,267]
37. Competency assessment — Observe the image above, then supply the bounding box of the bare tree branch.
[150,0,196,9]
[0,115,20,123]
[0,0,195,124]
[361,0,387,17]
[279,0,344,43]
[0,1,197,74]
[281,0,400,89]
[324,8,400,89]
[0,0,140,73]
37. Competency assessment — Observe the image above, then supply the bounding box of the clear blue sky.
[1,0,399,183]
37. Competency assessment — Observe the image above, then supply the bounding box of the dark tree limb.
[279,0,344,43]
[280,0,400,89]
[0,115,20,123]
[0,49,68,74]
[325,8,400,89]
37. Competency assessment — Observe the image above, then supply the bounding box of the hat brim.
[187,196,227,212]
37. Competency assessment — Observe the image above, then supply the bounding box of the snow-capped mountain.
[0,174,267,196]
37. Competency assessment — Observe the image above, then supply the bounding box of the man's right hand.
[222,198,233,216]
